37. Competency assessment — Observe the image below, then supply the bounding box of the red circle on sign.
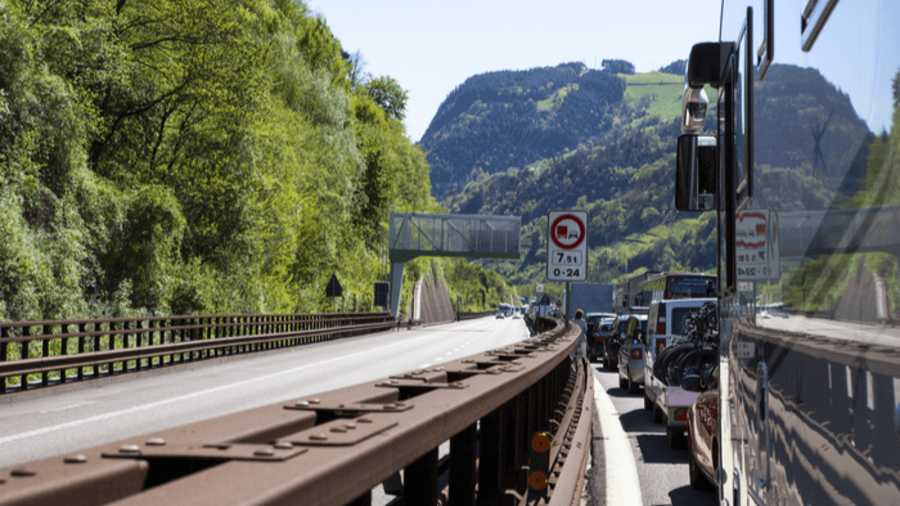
[550,214,585,250]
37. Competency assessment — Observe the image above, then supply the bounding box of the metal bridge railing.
[457,310,497,321]
[0,315,594,506]
[0,312,396,394]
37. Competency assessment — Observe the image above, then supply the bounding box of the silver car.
[617,314,648,394]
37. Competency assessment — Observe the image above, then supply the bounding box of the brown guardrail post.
[478,405,503,504]
[129,320,137,371]
[514,390,530,495]
[191,317,198,360]
[77,322,86,380]
[60,323,70,384]
[106,321,114,375]
[201,316,207,357]
[1,325,7,394]
[150,318,158,366]
[450,422,478,506]
[39,324,49,387]
[405,446,439,504]
[175,317,183,362]
[499,397,520,495]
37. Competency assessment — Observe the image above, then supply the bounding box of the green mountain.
[421,62,628,198]
[433,63,872,286]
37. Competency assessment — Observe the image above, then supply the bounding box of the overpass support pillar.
[389,262,404,318]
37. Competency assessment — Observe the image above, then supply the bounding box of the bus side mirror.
[675,134,716,211]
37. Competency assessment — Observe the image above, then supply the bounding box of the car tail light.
[631,348,643,360]
[675,408,688,422]
[655,338,666,357]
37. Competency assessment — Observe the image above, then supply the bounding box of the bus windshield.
[668,275,715,298]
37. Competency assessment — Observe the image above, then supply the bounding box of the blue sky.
[306,0,723,142]
[307,0,898,142]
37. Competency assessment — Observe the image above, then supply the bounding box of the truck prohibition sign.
[547,210,588,282]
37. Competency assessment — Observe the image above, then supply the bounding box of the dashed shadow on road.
[664,484,717,506]
[635,435,687,465]
[617,407,658,433]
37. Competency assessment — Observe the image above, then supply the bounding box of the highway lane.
[757,313,900,347]
[0,316,529,468]
[590,362,718,506]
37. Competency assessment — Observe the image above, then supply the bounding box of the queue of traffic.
[588,272,721,491]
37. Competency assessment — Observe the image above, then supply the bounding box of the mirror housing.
[675,135,716,211]
[687,42,734,89]
[682,374,702,392]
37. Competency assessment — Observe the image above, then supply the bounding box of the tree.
[602,59,635,75]
[344,49,369,89]
[366,76,408,122]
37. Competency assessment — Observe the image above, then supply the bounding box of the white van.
[643,297,716,447]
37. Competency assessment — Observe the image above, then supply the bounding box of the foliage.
[658,60,686,76]
[602,59,635,75]
[365,76,408,122]
[420,62,626,197]
[0,0,437,322]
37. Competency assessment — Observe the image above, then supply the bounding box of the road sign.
[536,283,544,293]
[373,282,389,307]
[736,209,780,281]
[326,273,343,297]
[546,210,588,282]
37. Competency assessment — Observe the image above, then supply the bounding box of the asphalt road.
[757,313,900,346]
[588,361,718,506]
[0,316,529,469]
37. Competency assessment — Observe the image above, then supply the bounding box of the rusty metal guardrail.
[0,315,594,506]
[0,312,395,394]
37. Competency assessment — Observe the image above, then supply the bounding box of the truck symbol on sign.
[555,226,580,240]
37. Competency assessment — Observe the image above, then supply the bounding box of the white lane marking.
[39,401,96,414]
[445,352,453,356]
[0,331,450,445]
[593,376,643,506]
[420,364,431,369]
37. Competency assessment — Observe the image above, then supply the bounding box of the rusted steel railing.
[0,312,396,394]
[0,315,594,506]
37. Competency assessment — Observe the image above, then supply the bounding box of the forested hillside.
[0,1,512,321]
[421,62,628,197]
[439,64,873,286]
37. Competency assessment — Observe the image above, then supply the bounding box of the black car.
[603,314,633,370]
[587,316,615,362]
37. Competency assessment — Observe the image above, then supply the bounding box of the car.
[685,367,719,491]
[584,312,615,361]
[617,314,648,393]
[512,313,521,319]
[588,317,615,362]
[495,312,505,319]
[603,314,634,370]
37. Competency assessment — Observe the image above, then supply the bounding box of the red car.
[686,382,718,491]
